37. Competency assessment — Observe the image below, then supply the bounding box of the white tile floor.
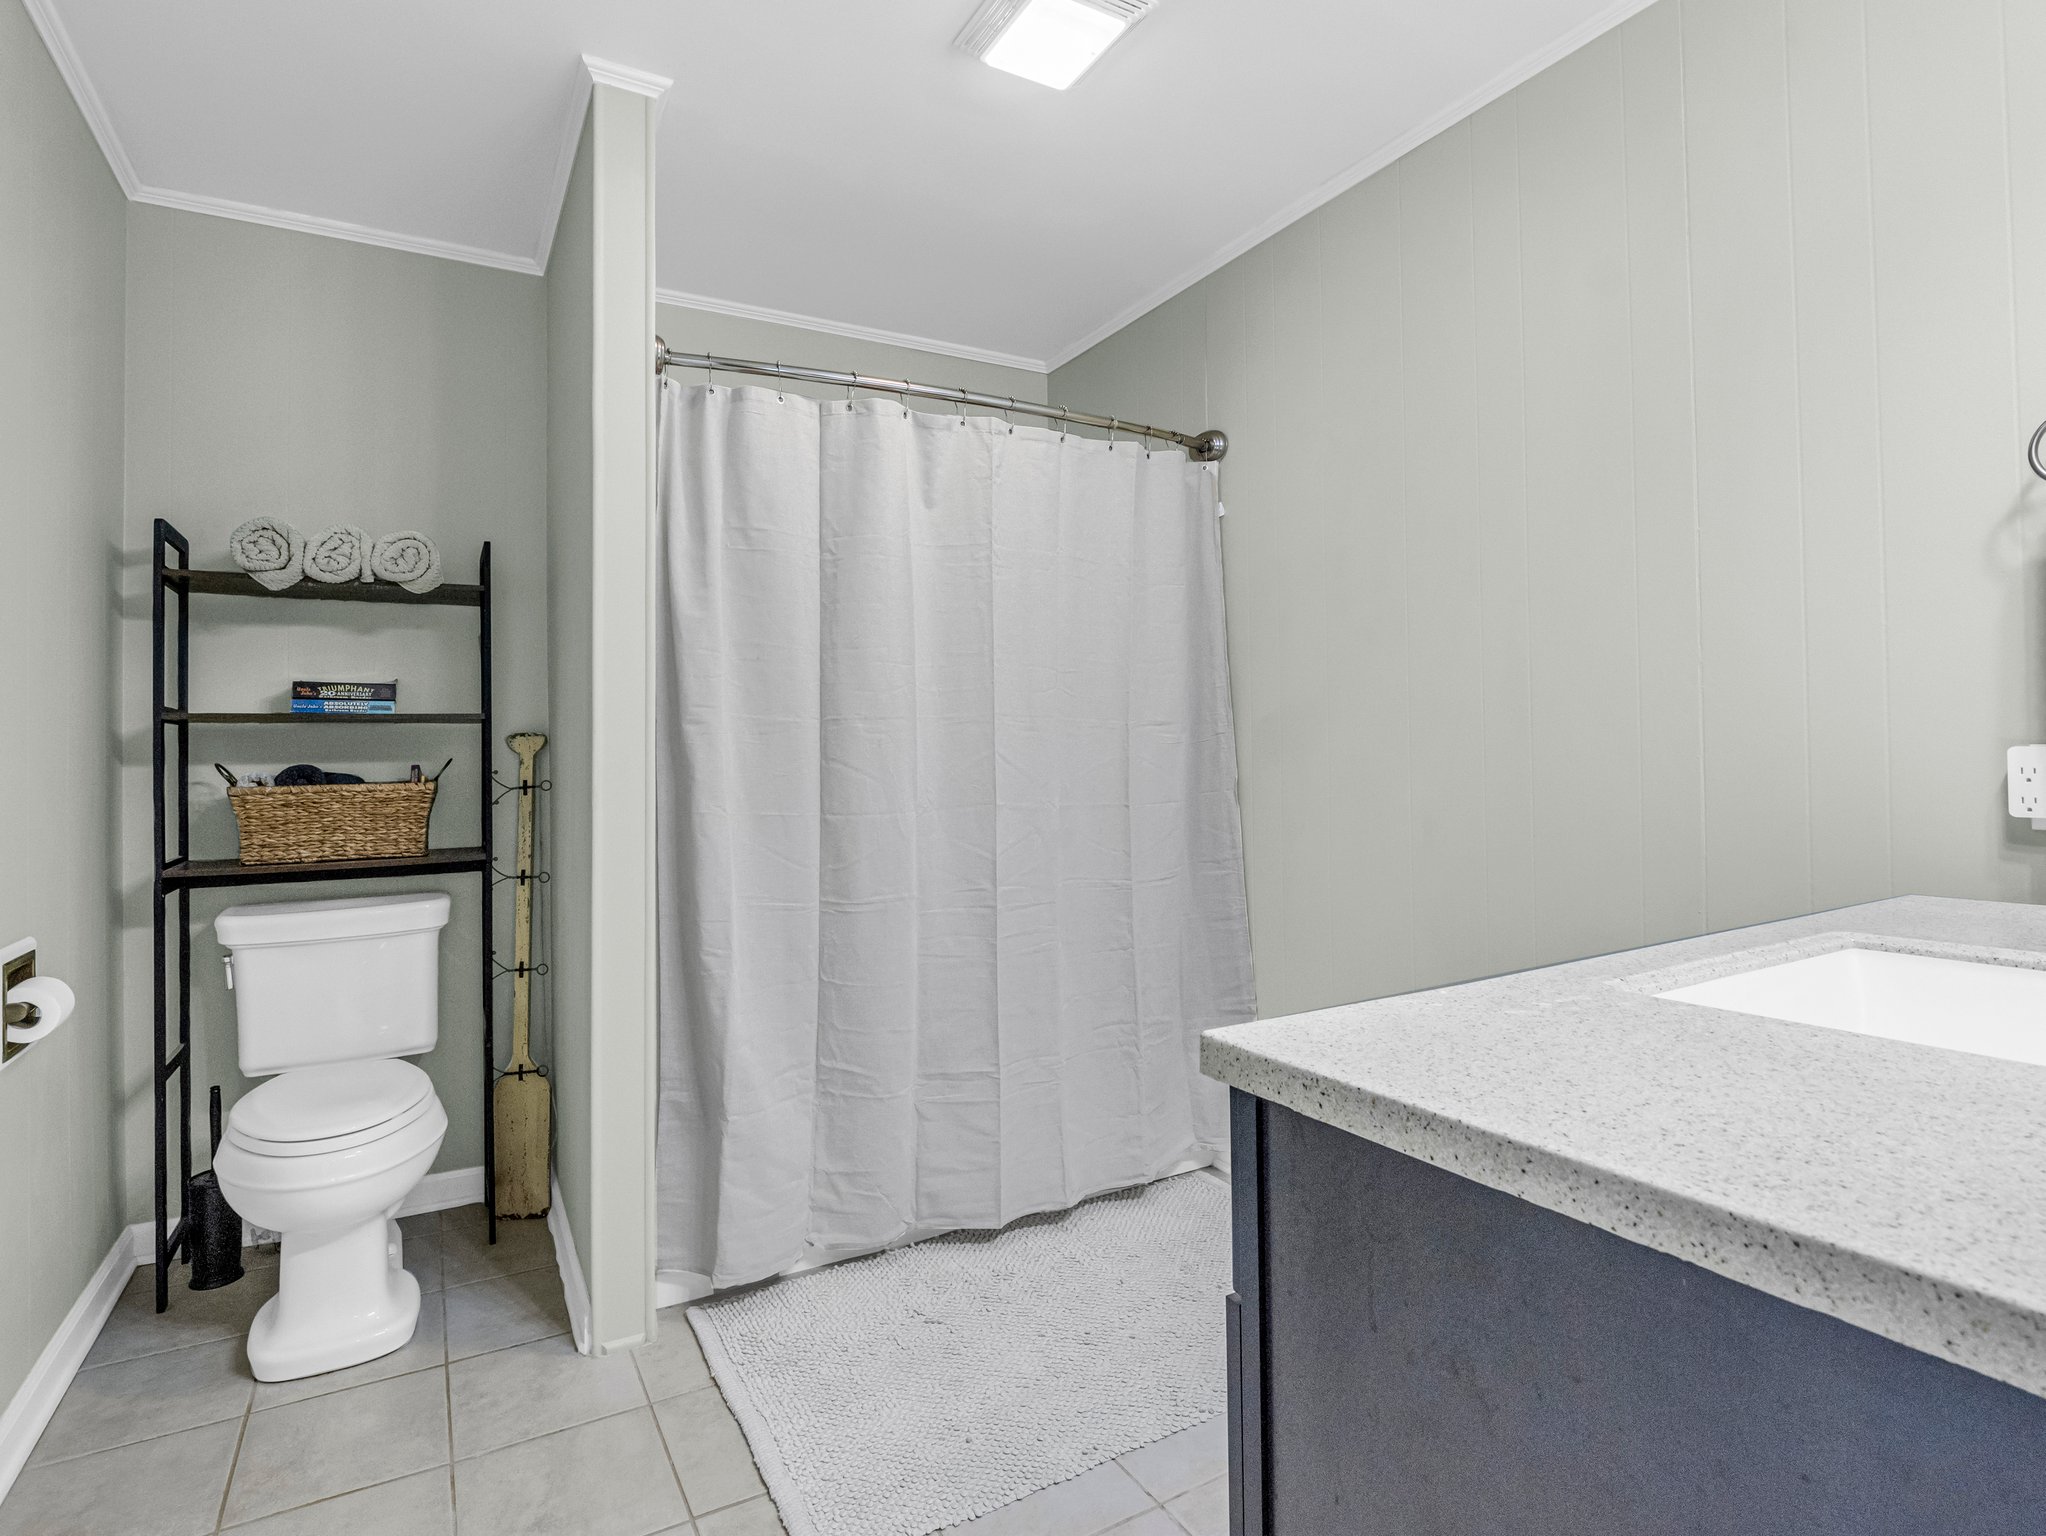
[939,1419,1228,1536]
[1,1206,780,1536]
[3,1203,1227,1536]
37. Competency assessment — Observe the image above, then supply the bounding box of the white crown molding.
[654,286,1049,375]
[21,0,139,196]
[31,0,1651,378]
[533,58,673,271]
[582,55,674,100]
[130,185,544,274]
[1040,0,1663,371]
[533,65,597,270]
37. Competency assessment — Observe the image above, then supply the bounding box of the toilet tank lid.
[215,892,452,948]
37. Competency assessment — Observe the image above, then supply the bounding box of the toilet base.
[248,1214,420,1382]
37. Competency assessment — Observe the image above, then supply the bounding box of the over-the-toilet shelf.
[149,518,501,1318]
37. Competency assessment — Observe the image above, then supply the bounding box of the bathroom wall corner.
[545,65,664,1356]
[0,0,130,1479]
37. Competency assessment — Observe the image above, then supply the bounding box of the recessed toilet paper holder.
[2,939,74,1066]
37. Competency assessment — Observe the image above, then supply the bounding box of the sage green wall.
[546,108,598,1330]
[1052,0,2046,1019]
[120,204,550,1213]
[0,0,127,1428]
[547,78,661,1354]
[652,303,1047,410]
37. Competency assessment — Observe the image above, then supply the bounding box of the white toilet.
[210,892,452,1382]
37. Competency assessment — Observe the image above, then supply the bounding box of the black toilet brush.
[187,1086,246,1292]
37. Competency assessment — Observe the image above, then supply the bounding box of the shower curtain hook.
[703,359,715,394]
[774,361,784,402]
[958,389,969,427]
[845,377,856,413]
[897,387,909,419]
[1058,407,1070,441]
[1108,418,1119,452]
[1003,397,1017,435]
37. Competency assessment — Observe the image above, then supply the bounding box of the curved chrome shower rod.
[654,339,1228,463]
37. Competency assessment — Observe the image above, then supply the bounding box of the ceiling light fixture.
[956,0,1155,91]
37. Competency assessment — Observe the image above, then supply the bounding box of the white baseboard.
[0,1229,137,1503]
[399,1165,486,1218]
[654,1270,708,1310]
[231,1167,485,1250]
[1,1164,493,1505]
[548,1174,593,1355]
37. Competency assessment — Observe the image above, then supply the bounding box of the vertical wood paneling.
[1867,0,2023,898]
[1469,98,1540,975]
[1785,0,1893,910]
[1622,4,1707,944]
[1517,36,1646,962]
[1685,0,1814,930]
[1398,126,1490,988]
[1050,0,2046,1017]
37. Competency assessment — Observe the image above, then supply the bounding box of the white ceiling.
[31,0,1653,370]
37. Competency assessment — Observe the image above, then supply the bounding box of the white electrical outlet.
[2007,745,2046,828]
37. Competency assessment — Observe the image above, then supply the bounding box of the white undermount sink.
[1657,946,2046,1068]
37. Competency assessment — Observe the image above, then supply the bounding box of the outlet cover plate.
[2008,745,2046,828]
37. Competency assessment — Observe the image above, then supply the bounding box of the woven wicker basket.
[227,780,437,864]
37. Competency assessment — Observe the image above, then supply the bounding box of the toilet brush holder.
[188,1086,245,1292]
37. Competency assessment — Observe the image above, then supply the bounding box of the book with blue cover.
[290,698,397,714]
[292,680,397,702]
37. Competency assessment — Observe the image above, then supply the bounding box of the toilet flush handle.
[222,953,234,991]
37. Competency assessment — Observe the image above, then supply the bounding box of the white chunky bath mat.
[687,1170,1231,1536]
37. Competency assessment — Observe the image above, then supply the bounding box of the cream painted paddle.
[494,732,551,1218]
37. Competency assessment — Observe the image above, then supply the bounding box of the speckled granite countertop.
[1202,896,2046,1398]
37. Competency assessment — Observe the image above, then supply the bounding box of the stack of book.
[291,680,397,715]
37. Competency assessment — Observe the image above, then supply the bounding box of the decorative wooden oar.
[494,732,550,1218]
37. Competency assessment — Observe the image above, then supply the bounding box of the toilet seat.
[226,1059,436,1158]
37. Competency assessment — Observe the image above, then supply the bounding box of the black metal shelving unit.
[151,518,497,1313]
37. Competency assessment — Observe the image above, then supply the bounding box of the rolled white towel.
[304,524,369,584]
[227,517,304,591]
[369,530,443,594]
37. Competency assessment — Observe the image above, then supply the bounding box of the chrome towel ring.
[2032,419,2046,481]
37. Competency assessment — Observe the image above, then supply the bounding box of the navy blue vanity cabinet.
[1225,1089,2046,1536]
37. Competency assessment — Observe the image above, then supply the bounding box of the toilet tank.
[215,893,452,1074]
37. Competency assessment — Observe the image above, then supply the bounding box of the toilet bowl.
[211,892,453,1383]
[212,1059,448,1381]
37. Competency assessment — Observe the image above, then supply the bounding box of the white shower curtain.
[655,380,1255,1295]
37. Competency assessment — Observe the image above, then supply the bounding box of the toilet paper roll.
[6,975,75,1045]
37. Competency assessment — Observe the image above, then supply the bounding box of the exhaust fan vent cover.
[955,0,1159,59]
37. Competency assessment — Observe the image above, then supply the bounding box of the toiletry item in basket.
[273,764,367,787]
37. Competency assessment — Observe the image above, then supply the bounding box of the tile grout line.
[442,1203,459,1527]
[445,1359,459,1526]
[212,1380,257,1534]
[636,1351,699,1522]
[217,1465,454,1533]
